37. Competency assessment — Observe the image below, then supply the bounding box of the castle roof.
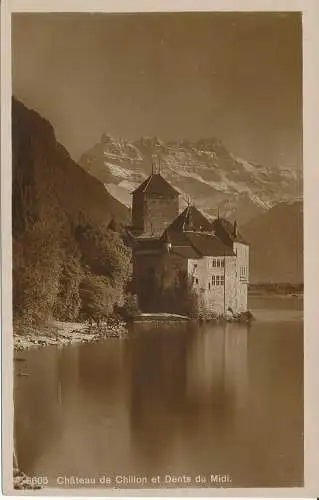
[211,217,247,245]
[184,232,235,257]
[167,205,212,233]
[159,205,236,257]
[130,236,163,251]
[162,226,234,258]
[170,246,202,259]
[132,173,179,197]
[132,227,235,258]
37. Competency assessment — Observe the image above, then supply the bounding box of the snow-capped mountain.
[79,134,301,224]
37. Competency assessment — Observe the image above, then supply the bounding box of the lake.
[14,296,303,489]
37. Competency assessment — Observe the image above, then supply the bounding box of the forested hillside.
[12,98,131,327]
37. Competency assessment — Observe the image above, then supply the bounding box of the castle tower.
[131,173,179,236]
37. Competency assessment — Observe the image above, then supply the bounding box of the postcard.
[1,0,319,496]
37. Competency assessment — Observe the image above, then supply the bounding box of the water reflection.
[14,299,303,487]
[14,348,65,473]
[126,324,191,473]
[186,322,248,405]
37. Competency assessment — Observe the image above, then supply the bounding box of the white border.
[2,0,319,497]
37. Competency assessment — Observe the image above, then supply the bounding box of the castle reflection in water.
[15,309,303,487]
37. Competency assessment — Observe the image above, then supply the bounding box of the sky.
[12,12,302,169]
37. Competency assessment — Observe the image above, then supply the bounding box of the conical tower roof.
[132,173,179,197]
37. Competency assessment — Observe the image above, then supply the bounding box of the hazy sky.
[12,12,302,168]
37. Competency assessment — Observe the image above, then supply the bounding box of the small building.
[127,172,249,315]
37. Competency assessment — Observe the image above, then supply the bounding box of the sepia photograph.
[2,2,314,495]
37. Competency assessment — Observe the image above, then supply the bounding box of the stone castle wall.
[143,195,179,236]
[224,257,238,313]
[133,247,249,315]
[188,256,236,314]
[234,242,249,312]
[132,192,179,236]
[132,193,145,230]
[133,250,188,310]
[134,252,187,284]
[131,185,249,314]
[188,254,247,314]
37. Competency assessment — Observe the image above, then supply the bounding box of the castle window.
[213,259,216,267]
[211,275,225,287]
[193,263,198,269]
[208,283,211,291]
[240,266,247,277]
[195,278,199,285]
[240,265,248,282]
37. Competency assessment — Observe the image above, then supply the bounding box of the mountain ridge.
[241,201,303,284]
[12,99,130,235]
[12,97,131,324]
[79,133,300,225]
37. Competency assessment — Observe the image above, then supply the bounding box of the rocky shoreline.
[196,309,255,324]
[14,318,128,352]
[13,311,256,352]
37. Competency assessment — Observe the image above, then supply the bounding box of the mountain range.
[79,134,301,225]
[12,99,303,285]
[242,201,303,283]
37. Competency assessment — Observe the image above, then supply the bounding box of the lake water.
[14,296,303,489]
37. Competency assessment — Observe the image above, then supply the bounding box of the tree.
[53,240,84,321]
[76,223,131,289]
[13,221,63,326]
[170,270,200,317]
[79,275,118,323]
[115,293,140,321]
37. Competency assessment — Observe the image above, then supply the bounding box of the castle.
[127,171,249,316]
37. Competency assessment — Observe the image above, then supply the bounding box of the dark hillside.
[12,98,131,326]
[12,98,129,237]
[242,201,303,284]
